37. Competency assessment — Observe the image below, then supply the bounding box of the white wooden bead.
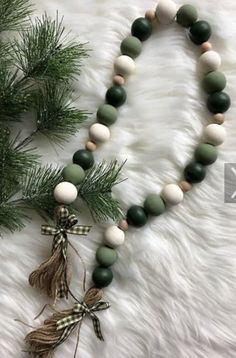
[156,0,178,24]
[204,124,226,146]
[54,182,78,204]
[199,51,221,73]
[114,55,135,77]
[104,225,125,247]
[89,123,110,143]
[161,184,184,205]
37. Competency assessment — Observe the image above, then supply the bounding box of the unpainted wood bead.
[161,184,184,205]
[156,0,178,25]
[118,219,129,232]
[179,181,192,192]
[54,181,78,204]
[145,9,156,21]
[199,51,221,73]
[104,225,125,247]
[114,55,136,77]
[86,141,97,152]
[89,123,110,143]
[203,124,226,146]
[201,42,212,53]
[212,113,225,125]
[113,75,125,86]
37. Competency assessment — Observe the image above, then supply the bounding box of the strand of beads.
[54,1,230,289]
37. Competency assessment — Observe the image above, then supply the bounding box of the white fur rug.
[1,0,236,357]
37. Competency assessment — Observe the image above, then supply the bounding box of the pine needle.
[0,0,33,32]
[0,203,29,233]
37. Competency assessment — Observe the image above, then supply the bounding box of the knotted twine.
[25,287,109,357]
[29,206,91,302]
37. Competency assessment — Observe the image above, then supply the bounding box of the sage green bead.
[127,205,148,227]
[202,71,226,94]
[176,4,198,28]
[194,144,218,165]
[92,266,113,288]
[73,149,94,170]
[96,246,118,267]
[144,194,166,216]
[62,164,85,185]
[97,104,118,126]
[120,36,142,59]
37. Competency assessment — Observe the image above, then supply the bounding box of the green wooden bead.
[207,92,231,114]
[176,4,198,28]
[96,246,118,267]
[144,194,165,216]
[202,71,226,94]
[62,164,85,185]
[190,21,211,45]
[73,149,94,170]
[195,144,218,165]
[106,86,127,108]
[120,36,142,59]
[184,161,206,183]
[92,266,113,288]
[127,205,148,227]
[131,17,153,42]
[97,104,118,126]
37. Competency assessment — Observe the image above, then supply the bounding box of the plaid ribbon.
[56,301,110,342]
[41,206,91,259]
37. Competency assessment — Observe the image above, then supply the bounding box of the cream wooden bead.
[114,55,135,77]
[104,225,125,247]
[199,51,221,73]
[156,0,178,24]
[204,123,226,146]
[161,184,184,205]
[89,123,110,144]
[54,181,78,204]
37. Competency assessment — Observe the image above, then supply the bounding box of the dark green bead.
[195,144,218,165]
[96,246,118,267]
[190,21,211,45]
[121,36,142,59]
[202,71,226,94]
[73,149,94,170]
[97,104,118,126]
[62,164,85,185]
[207,92,231,114]
[184,161,206,183]
[127,205,148,227]
[144,194,165,216]
[131,17,153,42]
[176,4,198,27]
[92,266,113,288]
[106,86,127,108]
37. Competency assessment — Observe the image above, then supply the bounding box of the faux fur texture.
[1,0,236,357]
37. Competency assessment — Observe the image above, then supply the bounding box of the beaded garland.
[52,0,230,334]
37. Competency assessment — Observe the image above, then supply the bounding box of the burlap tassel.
[25,288,103,357]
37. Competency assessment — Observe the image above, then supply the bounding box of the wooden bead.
[113,75,125,86]
[114,55,136,77]
[73,149,94,170]
[161,184,184,205]
[179,181,192,192]
[212,113,225,125]
[131,17,153,42]
[104,225,125,247]
[120,36,142,59]
[89,123,110,144]
[195,143,218,165]
[201,42,212,53]
[176,4,198,28]
[144,193,165,216]
[199,51,221,73]
[190,21,211,45]
[145,9,156,21]
[203,124,226,146]
[62,164,85,185]
[207,92,231,114]
[106,85,127,107]
[97,104,118,126]
[118,219,129,231]
[92,266,113,288]
[127,205,148,227]
[202,71,226,94]
[54,182,78,204]
[156,0,178,25]
[184,162,206,183]
[86,141,97,152]
[96,246,118,267]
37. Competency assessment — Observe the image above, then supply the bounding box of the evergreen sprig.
[0,0,33,32]
[0,202,29,233]
[78,160,126,222]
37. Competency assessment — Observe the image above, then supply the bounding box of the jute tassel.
[29,206,91,302]
[25,287,109,357]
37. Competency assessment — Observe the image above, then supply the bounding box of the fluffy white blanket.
[1,0,236,357]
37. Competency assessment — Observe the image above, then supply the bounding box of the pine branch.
[0,0,33,32]
[78,160,126,222]
[11,13,89,81]
[0,202,29,233]
[33,81,88,144]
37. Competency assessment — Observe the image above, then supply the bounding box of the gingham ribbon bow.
[41,206,91,259]
[56,301,110,341]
